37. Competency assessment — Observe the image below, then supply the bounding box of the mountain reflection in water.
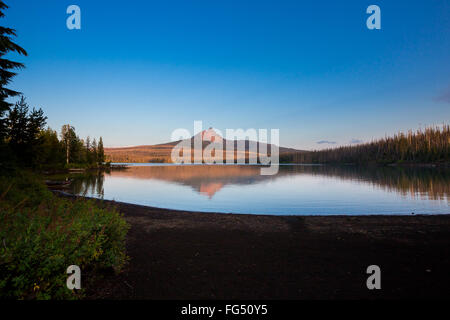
[68,164,450,215]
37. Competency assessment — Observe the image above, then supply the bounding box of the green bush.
[0,174,129,299]
[0,170,52,207]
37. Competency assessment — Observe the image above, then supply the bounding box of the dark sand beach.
[55,192,450,299]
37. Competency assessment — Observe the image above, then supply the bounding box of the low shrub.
[0,173,129,299]
[0,170,52,207]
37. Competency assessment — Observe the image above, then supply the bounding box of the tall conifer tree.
[0,1,27,141]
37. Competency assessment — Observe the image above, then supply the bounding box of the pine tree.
[0,1,27,141]
[6,96,46,166]
[97,137,105,164]
[92,138,98,164]
[85,136,92,163]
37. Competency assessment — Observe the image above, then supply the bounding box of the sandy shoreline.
[54,191,450,299]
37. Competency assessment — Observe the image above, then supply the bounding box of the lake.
[68,164,450,215]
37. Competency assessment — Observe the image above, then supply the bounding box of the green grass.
[0,171,129,299]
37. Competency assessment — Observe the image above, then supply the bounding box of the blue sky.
[4,0,450,149]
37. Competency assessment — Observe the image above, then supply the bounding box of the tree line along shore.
[280,125,450,165]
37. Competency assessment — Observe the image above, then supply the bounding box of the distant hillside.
[281,125,450,165]
[105,128,304,163]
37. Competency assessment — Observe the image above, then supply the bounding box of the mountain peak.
[195,127,223,143]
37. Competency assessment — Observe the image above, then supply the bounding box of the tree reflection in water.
[69,165,450,203]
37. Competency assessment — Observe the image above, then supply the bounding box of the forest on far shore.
[281,125,450,165]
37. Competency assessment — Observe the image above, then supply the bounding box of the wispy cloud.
[349,139,363,144]
[316,140,337,145]
[435,86,450,104]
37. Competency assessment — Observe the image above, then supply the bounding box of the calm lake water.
[68,164,450,215]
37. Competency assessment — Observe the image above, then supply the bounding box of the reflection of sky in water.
[72,165,450,215]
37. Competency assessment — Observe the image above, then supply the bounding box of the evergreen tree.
[6,96,28,148]
[85,136,92,163]
[97,137,105,163]
[0,1,27,141]
[92,138,98,164]
[6,96,46,166]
